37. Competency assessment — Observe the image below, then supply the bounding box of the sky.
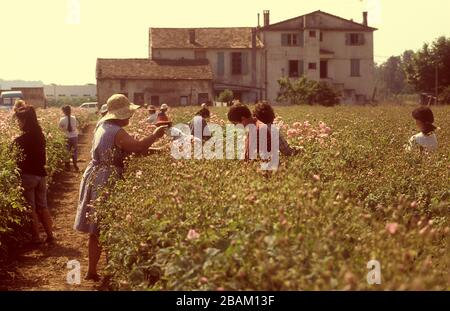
[1,0,450,85]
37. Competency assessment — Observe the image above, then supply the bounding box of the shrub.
[217,90,234,106]
[439,85,450,104]
[277,77,340,106]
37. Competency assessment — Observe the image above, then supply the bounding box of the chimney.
[263,10,270,27]
[363,11,368,26]
[257,13,260,28]
[189,29,195,44]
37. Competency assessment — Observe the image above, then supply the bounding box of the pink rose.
[187,229,200,240]
[386,223,398,235]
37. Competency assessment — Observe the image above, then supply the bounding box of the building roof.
[150,27,264,49]
[263,10,377,32]
[96,58,213,80]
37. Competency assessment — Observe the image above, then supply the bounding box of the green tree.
[217,89,234,105]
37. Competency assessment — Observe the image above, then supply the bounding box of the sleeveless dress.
[74,121,125,234]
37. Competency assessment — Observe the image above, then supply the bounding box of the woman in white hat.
[74,94,166,281]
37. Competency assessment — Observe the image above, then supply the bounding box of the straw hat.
[160,103,169,110]
[100,94,140,122]
[99,104,108,115]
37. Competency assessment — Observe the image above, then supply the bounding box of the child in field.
[189,106,212,141]
[59,105,79,171]
[147,105,157,124]
[156,103,170,124]
[227,103,297,160]
[406,106,438,152]
[253,102,298,156]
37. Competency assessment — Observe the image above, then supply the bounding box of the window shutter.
[281,34,288,46]
[217,52,224,76]
[345,33,350,45]
[299,32,304,47]
[359,33,365,45]
[299,60,304,76]
[242,52,249,75]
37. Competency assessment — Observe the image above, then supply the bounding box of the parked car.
[0,91,24,111]
[79,102,98,113]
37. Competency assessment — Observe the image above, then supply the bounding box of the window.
[281,33,302,46]
[151,96,159,106]
[231,52,242,75]
[351,59,361,77]
[309,30,316,38]
[198,93,209,105]
[289,60,303,78]
[195,50,207,59]
[320,60,328,78]
[308,63,317,70]
[217,52,225,76]
[134,93,144,105]
[346,33,365,46]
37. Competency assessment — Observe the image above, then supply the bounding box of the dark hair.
[412,106,436,135]
[14,105,43,134]
[148,105,156,112]
[227,103,252,123]
[253,102,276,124]
[62,105,73,132]
[196,107,210,119]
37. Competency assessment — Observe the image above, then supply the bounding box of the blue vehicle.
[0,91,24,110]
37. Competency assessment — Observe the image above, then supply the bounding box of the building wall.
[10,87,46,108]
[44,84,97,98]
[97,79,213,106]
[261,29,374,103]
[152,48,265,102]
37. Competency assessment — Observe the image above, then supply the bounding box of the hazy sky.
[1,0,450,85]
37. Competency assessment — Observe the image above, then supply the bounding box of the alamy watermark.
[66,0,80,25]
[169,122,280,170]
[367,259,382,285]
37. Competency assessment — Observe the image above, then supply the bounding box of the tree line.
[375,36,450,104]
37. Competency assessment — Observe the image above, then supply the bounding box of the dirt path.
[0,123,105,291]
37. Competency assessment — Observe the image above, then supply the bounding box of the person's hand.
[153,126,168,139]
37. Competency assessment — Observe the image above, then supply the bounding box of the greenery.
[217,90,234,105]
[47,96,97,108]
[95,105,449,290]
[277,77,341,106]
[376,36,450,103]
[439,85,450,105]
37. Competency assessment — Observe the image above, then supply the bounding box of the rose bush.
[95,105,449,290]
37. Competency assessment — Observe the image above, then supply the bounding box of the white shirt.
[59,116,79,138]
[147,113,157,124]
[407,132,438,152]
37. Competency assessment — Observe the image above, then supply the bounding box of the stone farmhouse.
[96,10,376,106]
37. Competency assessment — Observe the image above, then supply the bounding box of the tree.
[404,36,450,94]
[217,89,233,105]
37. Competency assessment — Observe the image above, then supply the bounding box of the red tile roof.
[96,58,213,80]
[150,27,263,49]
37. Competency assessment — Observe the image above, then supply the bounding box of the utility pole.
[435,62,438,105]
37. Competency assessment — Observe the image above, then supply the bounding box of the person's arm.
[58,118,65,130]
[115,126,166,153]
[278,134,296,156]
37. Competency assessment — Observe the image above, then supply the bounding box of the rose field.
[0,108,91,260]
[93,104,449,290]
